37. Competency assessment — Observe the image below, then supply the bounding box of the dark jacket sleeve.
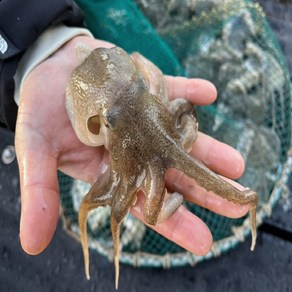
[0,0,84,130]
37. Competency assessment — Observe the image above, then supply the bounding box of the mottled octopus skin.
[66,46,258,289]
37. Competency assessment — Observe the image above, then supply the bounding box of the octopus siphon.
[66,45,258,289]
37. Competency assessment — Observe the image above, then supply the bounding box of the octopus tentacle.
[157,191,184,224]
[169,99,198,152]
[110,215,121,290]
[79,168,119,280]
[109,174,144,289]
[142,165,166,225]
[167,147,258,250]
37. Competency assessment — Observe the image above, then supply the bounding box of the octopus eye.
[104,105,121,130]
[87,115,101,135]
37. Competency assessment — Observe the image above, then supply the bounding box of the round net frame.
[59,0,292,268]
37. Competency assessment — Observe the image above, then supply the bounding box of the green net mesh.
[59,0,292,268]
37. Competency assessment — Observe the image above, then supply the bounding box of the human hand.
[15,35,248,256]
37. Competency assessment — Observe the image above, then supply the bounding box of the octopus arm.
[141,165,166,225]
[78,168,118,281]
[167,147,258,250]
[110,176,142,290]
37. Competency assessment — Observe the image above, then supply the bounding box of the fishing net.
[59,0,292,268]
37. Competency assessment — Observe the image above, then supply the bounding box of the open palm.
[15,36,248,257]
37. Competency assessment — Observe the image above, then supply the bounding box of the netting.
[59,0,292,268]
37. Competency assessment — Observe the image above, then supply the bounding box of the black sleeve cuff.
[0,0,84,130]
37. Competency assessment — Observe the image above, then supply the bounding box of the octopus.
[66,45,258,289]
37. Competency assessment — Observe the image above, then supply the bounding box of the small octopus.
[66,46,258,289]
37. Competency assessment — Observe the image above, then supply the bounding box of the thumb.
[16,128,60,255]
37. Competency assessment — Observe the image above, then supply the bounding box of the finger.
[15,128,59,255]
[165,77,217,105]
[191,132,245,179]
[131,192,213,255]
[166,170,249,218]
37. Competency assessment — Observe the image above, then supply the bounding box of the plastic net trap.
[59,0,292,268]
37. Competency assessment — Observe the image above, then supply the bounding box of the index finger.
[165,76,217,105]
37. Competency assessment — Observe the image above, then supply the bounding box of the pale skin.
[15,36,251,281]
